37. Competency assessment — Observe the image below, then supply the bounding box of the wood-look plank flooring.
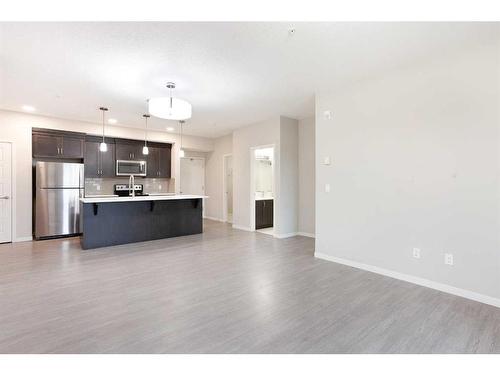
[0,220,499,353]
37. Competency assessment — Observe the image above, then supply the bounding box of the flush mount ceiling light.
[148,82,192,121]
[22,105,36,112]
[99,107,108,152]
[166,127,175,132]
[108,118,118,124]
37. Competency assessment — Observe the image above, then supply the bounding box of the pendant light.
[99,107,108,152]
[179,120,185,158]
[142,114,150,155]
[148,82,192,120]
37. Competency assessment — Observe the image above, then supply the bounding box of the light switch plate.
[324,156,331,165]
[325,183,331,193]
[444,253,454,266]
[324,110,333,120]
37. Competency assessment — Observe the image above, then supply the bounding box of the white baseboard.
[297,232,315,238]
[203,216,224,222]
[13,236,33,243]
[314,252,500,309]
[232,224,252,232]
[274,232,298,239]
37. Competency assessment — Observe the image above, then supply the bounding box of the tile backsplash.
[85,177,175,196]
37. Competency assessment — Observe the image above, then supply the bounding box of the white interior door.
[180,157,205,195]
[0,143,12,243]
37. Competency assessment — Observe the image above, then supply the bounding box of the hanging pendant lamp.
[142,114,150,155]
[179,120,185,158]
[148,82,192,120]
[99,107,108,152]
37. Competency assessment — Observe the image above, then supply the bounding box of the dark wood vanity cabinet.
[84,136,115,178]
[33,128,85,159]
[255,199,273,229]
[147,144,172,178]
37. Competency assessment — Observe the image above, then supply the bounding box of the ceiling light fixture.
[142,114,150,155]
[22,105,36,112]
[179,120,185,158]
[108,118,117,124]
[166,127,175,132]
[148,82,192,121]
[99,107,108,152]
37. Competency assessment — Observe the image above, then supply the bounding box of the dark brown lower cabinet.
[255,199,273,229]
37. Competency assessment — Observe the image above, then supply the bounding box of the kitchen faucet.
[129,174,135,197]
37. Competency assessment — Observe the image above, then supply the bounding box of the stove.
[114,184,149,197]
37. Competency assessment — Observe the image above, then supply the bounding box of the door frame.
[249,144,276,232]
[0,141,15,243]
[222,153,232,223]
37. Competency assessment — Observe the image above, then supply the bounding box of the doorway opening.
[250,145,275,236]
[222,154,233,223]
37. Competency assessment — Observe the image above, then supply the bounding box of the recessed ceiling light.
[22,105,36,112]
[166,127,175,132]
[108,118,117,124]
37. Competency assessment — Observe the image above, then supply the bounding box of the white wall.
[0,109,213,241]
[298,116,315,236]
[232,117,281,230]
[315,42,500,301]
[278,116,299,236]
[204,134,233,221]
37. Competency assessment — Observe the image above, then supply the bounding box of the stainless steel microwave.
[116,160,147,176]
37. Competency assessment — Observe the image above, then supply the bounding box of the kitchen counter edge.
[80,195,208,203]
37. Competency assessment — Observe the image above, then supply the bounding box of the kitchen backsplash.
[85,177,175,196]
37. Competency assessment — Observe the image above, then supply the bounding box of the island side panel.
[81,198,203,249]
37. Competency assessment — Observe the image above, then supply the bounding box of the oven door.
[116,160,147,176]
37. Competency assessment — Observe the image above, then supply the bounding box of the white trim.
[314,252,500,309]
[232,224,252,232]
[13,236,32,243]
[274,232,298,239]
[203,216,224,222]
[222,153,232,223]
[297,232,315,238]
[0,140,14,243]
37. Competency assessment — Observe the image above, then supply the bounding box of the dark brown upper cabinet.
[146,143,172,178]
[84,136,116,178]
[115,139,147,162]
[32,128,85,159]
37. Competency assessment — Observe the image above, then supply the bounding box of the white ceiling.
[0,22,498,138]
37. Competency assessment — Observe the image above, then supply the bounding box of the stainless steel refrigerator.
[35,161,84,239]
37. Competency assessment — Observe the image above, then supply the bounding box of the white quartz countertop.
[80,194,208,203]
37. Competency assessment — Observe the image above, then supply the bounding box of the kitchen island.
[79,195,207,249]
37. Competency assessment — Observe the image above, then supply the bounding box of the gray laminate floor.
[0,220,499,353]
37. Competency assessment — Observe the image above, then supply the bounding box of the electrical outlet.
[444,253,454,266]
[324,110,333,120]
[413,248,421,259]
[96,185,101,191]
[325,183,331,193]
[159,185,162,190]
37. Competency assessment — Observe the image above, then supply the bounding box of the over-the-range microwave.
[116,160,147,176]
